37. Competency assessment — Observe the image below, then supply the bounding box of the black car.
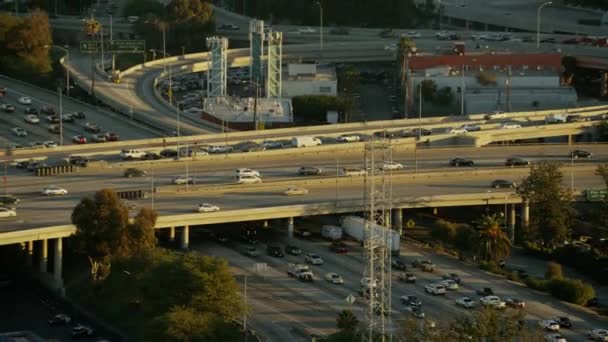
[285,245,302,255]
[40,106,56,115]
[298,166,322,176]
[1,104,15,112]
[72,111,86,119]
[401,295,422,307]
[15,160,33,169]
[48,314,71,325]
[554,317,572,328]
[160,149,179,158]
[505,157,529,167]
[571,150,592,159]
[0,195,19,205]
[412,128,432,136]
[68,156,91,167]
[391,258,408,270]
[24,107,38,114]
[450,157,474,167]
[72,324,94,338]
[442,273,461,284]
[329,27,350,35]
[124,168,147,178]
[142,152,163,160]
[267,245,284,257]
[566,115,589,123]
[476,287,494,296]
[491,179,516,189]
[504,297,525,309]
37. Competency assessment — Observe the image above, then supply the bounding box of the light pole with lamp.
[537,1,552,49]
[57,82,63,146]
[316,1,323,61]
[46,45,70,97]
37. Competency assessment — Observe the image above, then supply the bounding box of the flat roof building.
[281,63,337,98]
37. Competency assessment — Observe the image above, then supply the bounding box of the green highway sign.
[79,40,145,54]
[585,189,608,202]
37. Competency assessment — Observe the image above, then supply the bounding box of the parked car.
[298,166,322,176]
[505,157,529,166]
[449,157,474,167]
[491,179,516,189]
[571,150,592,159]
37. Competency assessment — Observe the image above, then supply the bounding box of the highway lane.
[0,76,161,148]
[1,151,603,231]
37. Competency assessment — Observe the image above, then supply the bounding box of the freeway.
[0,75,161,149]
[1,144,605,231]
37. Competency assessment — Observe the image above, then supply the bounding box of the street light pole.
[58,84,63,146]
[47,45,70,97]
[316,1,323,61]
[537,1,552,49]
[109,14,115,72]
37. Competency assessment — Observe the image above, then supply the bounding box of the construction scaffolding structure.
[363,137,394,342]
[249,19,265,90]
[266,31,283,99]
[205,36,228,98]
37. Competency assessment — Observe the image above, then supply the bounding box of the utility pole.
[461,64,465,115]
[58,83,63,146]
[506,65,511,112]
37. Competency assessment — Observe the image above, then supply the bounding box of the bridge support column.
[53,238,63,290]
[39,239,48,273]
[509,204,516,242]
[25,241,33,267]
[287,217,294,239]
[521,201,529,232]
[393,209,403,232]
[567,135,572,145]
[263,220,269,229]
[433,208,438,215]
[169,226,175,243]
[181,226,190,250]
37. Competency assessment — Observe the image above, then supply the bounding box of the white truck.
[292,136,322,148]
[340,216,400,255]
[119,149,147,160]
[287,263,314,281]
[545,114,567,124]
[322,225,343,240]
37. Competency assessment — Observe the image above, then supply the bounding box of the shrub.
[522,241,553,260]
[545,262,564,280]
[525,277,551,291]
[479,261,504,275]
[548,278,596,305]
[430,219,459,244]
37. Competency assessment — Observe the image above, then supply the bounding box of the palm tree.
[336,309,359,334]
[474,214,511,262]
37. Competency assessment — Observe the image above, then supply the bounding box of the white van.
[119,149,146,160]
[292,136,322,148]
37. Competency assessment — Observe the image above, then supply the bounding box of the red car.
[329,242,348,254]
[0,86,6,97]
[72,135,87,144]
[105,132,119,141]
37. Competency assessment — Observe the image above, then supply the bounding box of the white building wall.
[412,75,560,90]
[282,79,337,98]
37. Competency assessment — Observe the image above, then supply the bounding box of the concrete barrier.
[35,165,79,177]
[116,189,148,200]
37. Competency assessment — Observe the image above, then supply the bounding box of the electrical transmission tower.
[363,136,394,342]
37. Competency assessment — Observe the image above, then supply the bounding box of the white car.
[305,253,324,265]
[24,114,40,124]
[461,124,481,132]
[18,96,32,104]
[325,273,344,284]
[455,297,475,308]
[42,186,68,196]
[284,187,309,196]
[0,207,17,218]
[545,114,567,124]
[424,283,446,295]
[480,295,506,309]
[197,203,220,213]
[237,175,262,184]
[484,110,506,120]
[449,127,468,134]
[500,122,522,129]
[539,320,560,332]
[343,168,367,176]
[336,135,360,143]
[235,168,260,177]
[12,127,27,137]
[587,329,608,341]
[384,43,398,51]
[172,176,194,185]
[208,145,233,153]
[298,27,316,34]
[43,141,58,148]
[545,333,567,342]
[403,31,421,38]
[382,161,403,170]
[439,279,459,290]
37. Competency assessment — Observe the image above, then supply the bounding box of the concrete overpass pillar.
[39,239,48,273]
[567,135,572,145]
[169,226,175,242]
[263,220,269,228]
[509,204,516,242]
[393,209,403,232]
[521,201,530,232]
[53,238,63,288]
[287,217,294,239]
[433,208,438,215]
[180,226,190,250]
[25,241,33,267]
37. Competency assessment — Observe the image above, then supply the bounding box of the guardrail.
[116,190,148,200]
[35,165,79,177]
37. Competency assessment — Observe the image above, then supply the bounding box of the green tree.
[517,161,574,247]
[545,261,564,280]
[435,86,454,105]
[598,119,608,142]
[474,214,511,262]
[336,309,359,334]
[72,189,156,282]
[455,307,527,341]
[454,224,478,253]
[420,79,437,101]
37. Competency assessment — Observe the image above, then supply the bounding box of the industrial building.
[281,64,338,98]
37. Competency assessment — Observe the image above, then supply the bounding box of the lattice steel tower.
[205,36,228,98]
[249,19,265,90]
[266,31,283,99]
[363,137,394,342]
